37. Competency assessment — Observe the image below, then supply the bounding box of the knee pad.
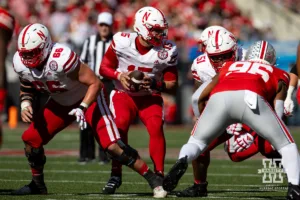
[24,145,46,168]
[109,140,139,167]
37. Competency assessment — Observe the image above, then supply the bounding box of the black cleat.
[102,176,122,194]
[163,156,188,192]
[12,175,47,195]
[287,183,300,200]
[176,182,208,197]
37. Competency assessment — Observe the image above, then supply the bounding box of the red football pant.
[109,90,165,174]
[22,89,120,149]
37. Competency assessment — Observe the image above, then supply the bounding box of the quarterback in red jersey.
[0,6,14,147]
[12,23,167,198]
[163,41,300,200]
[100,6,178,194]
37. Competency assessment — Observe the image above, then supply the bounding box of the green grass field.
[0,125,300,200]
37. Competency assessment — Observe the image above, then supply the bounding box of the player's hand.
[226,123,243,135]
[284,98,294,117]
[118,72,131,91]
[233,133,254,152]
[21,105,33,123]
[141,75,152,90]
[68,108,87,130]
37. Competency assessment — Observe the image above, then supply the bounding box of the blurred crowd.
[271,0,300,14]
[4,0,277,62]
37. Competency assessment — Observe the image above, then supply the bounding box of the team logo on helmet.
[158,50,168,60]
[49,60,58,71]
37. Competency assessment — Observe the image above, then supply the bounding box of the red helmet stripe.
[156,8,166,23]
[21,24,33,47]
[215,30,220,50]
[259,41,267,59]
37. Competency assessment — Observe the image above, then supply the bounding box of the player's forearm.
[81,79,103,106]
[100,65,120,80]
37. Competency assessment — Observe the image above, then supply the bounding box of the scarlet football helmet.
[17,23,52,68]
[206,29,237,72]
[133,6,168,46]
[198,25,227,52]
[245,41,276,65]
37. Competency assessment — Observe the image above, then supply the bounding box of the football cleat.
[287,183,300,200]
[102,176,122,194]
[176,182,208,197]
[163,156,188,192]
[12,175,47,195]
[153,186,167,198]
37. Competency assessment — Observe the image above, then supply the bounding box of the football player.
[100,6,178,194]
[12,23,167,198]
[163,41,300,200]
[0,6,15,147]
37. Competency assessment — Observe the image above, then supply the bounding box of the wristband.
[79,102,89,111]
[21,101,31,111]
[150,78,166,92]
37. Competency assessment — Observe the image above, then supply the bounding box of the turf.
[0,125,300,200]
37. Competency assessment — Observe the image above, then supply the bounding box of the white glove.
[226,123,243,135]
[68,108,87,130]
[233,133,254,152]
[284,98,294,117]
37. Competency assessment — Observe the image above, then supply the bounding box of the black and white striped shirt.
[80,34,112,78]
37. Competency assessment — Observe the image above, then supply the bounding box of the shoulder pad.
[12,52,27,74]
[48,43,79,74]
[113,32,136,49]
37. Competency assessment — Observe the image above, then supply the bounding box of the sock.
[137,163,149,176]
[31,167,44,176]
[179,136,206,162]
[111,160,122,176]
[279,143,300,185]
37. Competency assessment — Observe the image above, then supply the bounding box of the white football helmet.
[245,41,276,65]
[206,29,237,71]
[198,25,227,52]
[18,23,52,68]
[133,6,168,46]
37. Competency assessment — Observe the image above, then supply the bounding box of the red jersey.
[211,61,290,103]
[0,7,15,33]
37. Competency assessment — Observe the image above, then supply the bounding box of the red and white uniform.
[13,44,119,149]
[13,43,88,106]
[105,32,178,96]
[100,32,178,174]
[0,7,14,33]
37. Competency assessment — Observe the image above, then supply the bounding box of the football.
[128,70,145,92]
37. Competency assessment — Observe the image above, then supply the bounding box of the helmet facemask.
[208,49,237,72]
[19,43,47,68]
[143,22,168,46]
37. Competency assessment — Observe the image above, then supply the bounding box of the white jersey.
[13,43,88,106]
[191,47,247,83]
[112,32,178,96]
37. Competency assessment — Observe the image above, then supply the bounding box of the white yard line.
[0,168,261,177]
[0,160,257,169]
[0,178,286,188]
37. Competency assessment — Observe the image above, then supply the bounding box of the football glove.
[233,133,254,152]
[68,108,87,130]
[226,123,243,136]
[284,98,294,117]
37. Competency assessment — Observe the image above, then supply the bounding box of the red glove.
[0,89,7,112]
[297,88,300,105]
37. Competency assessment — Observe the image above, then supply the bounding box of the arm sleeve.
[63,51,80,74]
[290,64,298,76]
[99,41,120,80]
[163,66,178,81]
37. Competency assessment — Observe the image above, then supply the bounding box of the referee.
[78,12,114,164]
